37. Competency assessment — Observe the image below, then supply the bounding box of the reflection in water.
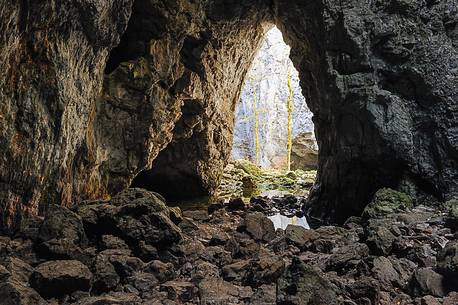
[268,213,310,230]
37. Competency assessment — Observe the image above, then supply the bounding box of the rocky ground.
[0,170,457,304]
[214,160,316,200]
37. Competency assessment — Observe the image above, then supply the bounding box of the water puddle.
[268,213,310,230]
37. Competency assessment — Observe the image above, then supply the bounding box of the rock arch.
[1,0,457,231]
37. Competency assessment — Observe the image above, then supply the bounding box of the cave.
[131,25,318,201]
[1,0,458,230]
[1,1,458,304]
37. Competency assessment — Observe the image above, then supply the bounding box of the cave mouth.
[131,26,318,205]
[231,26,318,172]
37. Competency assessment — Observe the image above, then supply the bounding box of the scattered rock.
[240,212,275,242]
[160,280,196,302]
[437,241,458,287]
[285,225,318,248]
[410,267,446,297]
[243,251,285,287]
[277,257,338,305]
[0,280,48,305]
[30,260,92,298]
[227,197,247,211]
[38,205,87,246]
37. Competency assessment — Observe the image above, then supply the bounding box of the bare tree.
[286,68,293,171]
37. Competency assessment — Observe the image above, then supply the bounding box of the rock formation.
[1,0,458,230]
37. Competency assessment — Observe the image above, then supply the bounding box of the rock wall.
[231,26,315,169]
[1,0,457,230]
[0,0,133,232]
[275,0,458,223]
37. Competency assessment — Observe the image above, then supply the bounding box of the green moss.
[362,188,413,219]
[446,199,458,219]
[234,159,262,177]
[213,160,317,201]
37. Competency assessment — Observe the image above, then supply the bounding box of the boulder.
[277,257,338,305]
[290,132,318,170]
[410,268,447,297]
[0,280,48,305]
[222,260,250,282]
[198,278,244,304]
[30,260,92,298]
[99,235,129,250]
[91,255,120,294]
[285,225,318,248]
[76,189,182,251]
[144,260,175,283]
[71,293,141,305]
[366,224,397,255]
[326,243,369,274]
[445,199,458,231]
[249,284,276,305]
[362,188,413,220]
[243,252,285,287]
[437,241,458,287]
[0,257,33,284]
[240,212,275,242]
[160,280,196,302]
[35,238,92,265]
[227,197,247,211]
[125,272,158,294]
[38,205,87,245]
[98,249,145,279]
[443,292,458,305]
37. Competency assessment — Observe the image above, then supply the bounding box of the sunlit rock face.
[231,27,316,169]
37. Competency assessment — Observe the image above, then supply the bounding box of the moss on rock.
[362,188,413,219]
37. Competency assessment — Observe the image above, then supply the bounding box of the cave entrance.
[231,26,318,171]
[217,26,318,204]
[130,25,318,212]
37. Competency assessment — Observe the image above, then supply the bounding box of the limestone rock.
[30,260,92,298]
[410,268,447,297]
[277,257,338,305]
[76,188,182,251]
[240,212,275,242]
[362,188,413,220]
[0,280,47,305]
[437,241,458,287]
[37,205,87,246]
[1,0,458,232]
[285,225,318,248]
[290,132,319,170]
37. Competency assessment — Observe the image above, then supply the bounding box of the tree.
[249,76,260,165]
[286,68,293,171]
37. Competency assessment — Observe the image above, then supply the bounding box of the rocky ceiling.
[0,0,457,232]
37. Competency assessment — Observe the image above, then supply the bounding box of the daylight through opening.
[231,26,317,171]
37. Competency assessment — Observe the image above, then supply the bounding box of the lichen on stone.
[362,188,413,219]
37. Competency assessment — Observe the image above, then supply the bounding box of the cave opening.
[231,26,318,172]
[131,25,318,221]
